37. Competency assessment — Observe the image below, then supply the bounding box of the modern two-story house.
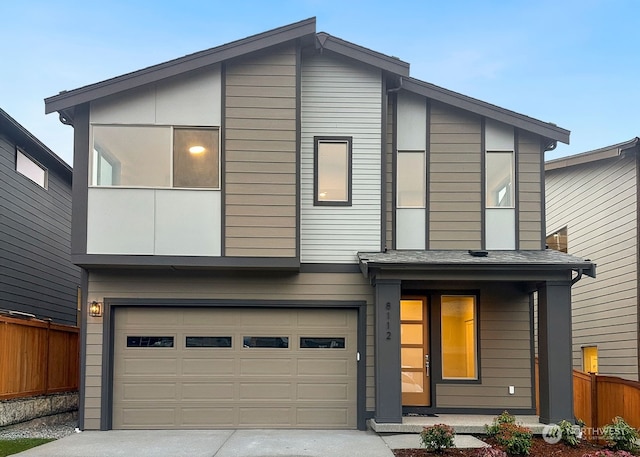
[1,107,80,326]
[546,138,640,381]
[45,18,595,431]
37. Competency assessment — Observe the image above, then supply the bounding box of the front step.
[369,414,546,435]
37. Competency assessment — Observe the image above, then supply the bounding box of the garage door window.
[243,336,289,348]
[186,336,232,348]
[300,337,345,348]
[126,336,174,348]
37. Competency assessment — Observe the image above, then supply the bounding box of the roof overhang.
[545,137,640,171]
[358,250,596,283]
[402,78,570,145]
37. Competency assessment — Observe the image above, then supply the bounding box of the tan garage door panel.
[113,307,357,429]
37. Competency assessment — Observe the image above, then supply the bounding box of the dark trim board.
[100,298,368,430]
[402,407,537,416]
[72,254,301,270]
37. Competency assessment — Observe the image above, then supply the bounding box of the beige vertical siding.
[428,102,482,249]
[225,44,297,257]
[386,96,394,249]
[84,271,375,429]
[436,283,533,408]
[518,131,543,249]
[546,155,638,380]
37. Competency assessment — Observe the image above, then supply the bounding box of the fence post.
[590,372,598,431]
[44,320,51,395]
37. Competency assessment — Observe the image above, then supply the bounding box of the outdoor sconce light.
[89,301,103,317]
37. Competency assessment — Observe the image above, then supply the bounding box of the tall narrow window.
[16,149,47,188]
[486,151,514,207]
[441,295,477,380]
[397,151,425,208]
[314,137,352,206]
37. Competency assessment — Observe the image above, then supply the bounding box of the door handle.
[425,354,430,377]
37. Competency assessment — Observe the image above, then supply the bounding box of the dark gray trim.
[313,136,353,207]
[295,41,302,263]
[315,33,409,77]
[391,93,398,250]
[514,129,520,250]
[45,18,317,114]
[100,298,368,430]
[425,99,431,250]
[540,138,547,249]
[78,268,88,430]
[430,291,482,386]
[402,79,570,144]
[637,150,640,380]
[380,77,387,251]
[299,263,361,273]
[220,62,227,257]
[402,406,536,416]
[529,291,537,413]
[480,118,486,250]
[72,254,301,270]
[72,104,89,256]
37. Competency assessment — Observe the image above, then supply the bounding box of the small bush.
[493,422,533,455]
[486,411,516,437]
[420,424,455,452]
[472,446,507,457]
[557,419,581,446]
[603,416,640,453]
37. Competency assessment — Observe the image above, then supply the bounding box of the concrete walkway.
[13,429,489,457]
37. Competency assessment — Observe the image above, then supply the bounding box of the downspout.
[387,76,403,93]
[571,269,583,286]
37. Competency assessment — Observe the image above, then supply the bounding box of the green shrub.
[486,411,516,437]
[493,422,533,455]
[557,419,581,446]
[603,416,640,453]
[420,423,455,452]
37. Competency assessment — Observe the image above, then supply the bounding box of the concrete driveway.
[13,429,396,457]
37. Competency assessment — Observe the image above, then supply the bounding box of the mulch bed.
[392,435,632,457]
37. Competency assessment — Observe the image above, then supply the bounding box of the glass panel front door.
[401,297,430,406]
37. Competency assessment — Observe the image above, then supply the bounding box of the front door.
[400,297,430,406]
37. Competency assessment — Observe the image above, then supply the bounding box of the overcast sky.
[1,0,638,165]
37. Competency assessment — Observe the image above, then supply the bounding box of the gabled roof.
[0,107,72,180]
[545,137,640,171]
[44,17,569,143]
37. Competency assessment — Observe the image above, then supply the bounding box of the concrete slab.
[381,434,490,450]
[370,414,545,434]
[13,430,233,457]
[214,429,394,457]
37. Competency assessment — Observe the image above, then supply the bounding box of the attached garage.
[112,307,358,429]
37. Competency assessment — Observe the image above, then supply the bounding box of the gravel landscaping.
[0,417,77,440]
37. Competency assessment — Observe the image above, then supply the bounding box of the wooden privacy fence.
[0,315,79,400]
[536,359,640,430]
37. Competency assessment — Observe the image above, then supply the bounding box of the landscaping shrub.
[420,423,455,452]
[493,422,533,455]
[471,446,507,457]
[603,416,640,453]
[557,419,581,446]
[486,411,516,437]
[581,451,635,457]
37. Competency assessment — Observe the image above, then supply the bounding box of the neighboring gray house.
[44,17,594,431]
[0,107,81,326]
[546,137,640,381]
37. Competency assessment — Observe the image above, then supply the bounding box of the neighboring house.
[44,18,595,431]
[546,138,640,381]
[0,107,80,326]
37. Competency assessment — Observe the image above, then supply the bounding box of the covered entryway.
[112,307,357,429]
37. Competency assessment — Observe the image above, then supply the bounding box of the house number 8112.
[385,302,391,340]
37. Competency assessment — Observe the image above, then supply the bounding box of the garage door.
[113,307,357,429]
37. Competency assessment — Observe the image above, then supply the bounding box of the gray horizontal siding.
[518,131,543,249]
[0,134,80,325]
[546,154,638,380]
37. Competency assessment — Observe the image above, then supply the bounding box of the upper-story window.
[314,136,352,206]
[546,226,567,253]
[486,151,514,208]
[397,151,426,208]
[91,125,219,189]
[16,149,47,188]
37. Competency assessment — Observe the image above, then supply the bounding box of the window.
[546,227,568,253]
[486,151,513,207]
[126,336,174,347]
[300,337,345,349]
[91,125,219,188]
[186,336,231,348]
[397,151,426,207]
[16,149,47,188]
[314,137,351,205]
[582,346,598,373]
[441,295,477,380]
[243,336,289,348]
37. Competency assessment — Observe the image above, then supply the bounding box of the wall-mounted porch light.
[89,301,103,317]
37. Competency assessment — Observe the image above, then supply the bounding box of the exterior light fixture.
[189,145,205,154]
[89,301,103,317]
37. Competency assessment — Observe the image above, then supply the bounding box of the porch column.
[538,280,573,424]
[374,278,402,423]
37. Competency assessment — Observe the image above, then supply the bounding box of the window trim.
[313,136,352,206]
[16,148,48,189]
